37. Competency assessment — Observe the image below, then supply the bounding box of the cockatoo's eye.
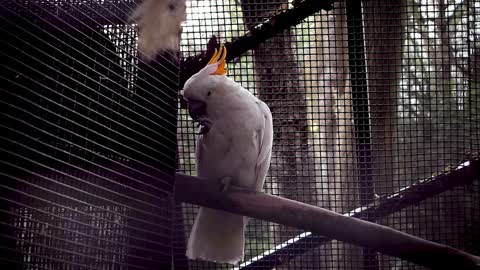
[207,91,211,97]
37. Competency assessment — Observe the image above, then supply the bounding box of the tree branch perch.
[235,158,480,269]
[175,159,480,269]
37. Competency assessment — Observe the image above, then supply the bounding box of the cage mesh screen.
[0,0,178,269]
[176,0,480,269]
[0,0,479,269]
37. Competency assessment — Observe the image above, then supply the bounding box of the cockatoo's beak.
[187,99,207,120]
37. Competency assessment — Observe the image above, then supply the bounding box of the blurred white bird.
[181,46,273,264]
[129,0,187,60]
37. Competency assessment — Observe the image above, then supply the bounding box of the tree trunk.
[241,0,321,267]
[431,0,468,261]
[363,0,405,196]
[310,1,362,268]
[362,1,405,268]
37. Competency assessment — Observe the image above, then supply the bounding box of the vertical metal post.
[345,0,378,269]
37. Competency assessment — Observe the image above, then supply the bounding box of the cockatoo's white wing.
[187,93,273,264]
[253,100,273,191]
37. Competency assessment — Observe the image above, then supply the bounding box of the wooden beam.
[175,161,480,269]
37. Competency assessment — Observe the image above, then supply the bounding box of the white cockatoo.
[129,0,187,60]
[181,46,273,264]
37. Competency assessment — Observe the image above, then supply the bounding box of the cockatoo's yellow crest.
[208,45,227,75]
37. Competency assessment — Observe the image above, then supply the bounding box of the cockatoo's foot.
[192,118,212,135]
[220,176,232,192]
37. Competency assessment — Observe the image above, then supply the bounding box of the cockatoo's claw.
[194,118,212,135]
[198,125,210,135]
[220,176,232,192]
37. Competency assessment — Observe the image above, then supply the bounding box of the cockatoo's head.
[181,45,228,121]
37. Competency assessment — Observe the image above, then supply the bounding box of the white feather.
[187,208,246,264]
[129,0,187,60]
[184,70,273,264]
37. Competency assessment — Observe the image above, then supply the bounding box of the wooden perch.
[175,160,480,269]
[235,158,480,269]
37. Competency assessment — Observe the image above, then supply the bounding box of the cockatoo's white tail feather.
[129,0,186,60]
[187,207,246,264]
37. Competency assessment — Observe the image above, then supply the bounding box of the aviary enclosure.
[0,0,479,269]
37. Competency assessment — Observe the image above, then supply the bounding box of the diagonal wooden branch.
[179,0,335,89]
[234,158,480,269]
[175,159,480,269]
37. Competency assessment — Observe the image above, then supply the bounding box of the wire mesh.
[0,0,478,269]
[0,0,178,269]
[176,0,480,269]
